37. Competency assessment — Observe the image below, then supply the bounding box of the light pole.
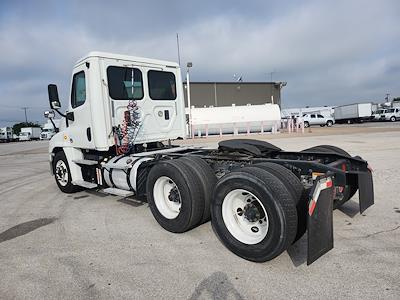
[186,62,193,137]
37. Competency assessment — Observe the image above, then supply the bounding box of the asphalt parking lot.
[1,123,400,299]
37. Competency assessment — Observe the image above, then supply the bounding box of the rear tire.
[211,166,297,262]
[179,156,217,223]
[326,120,333,127]
[301,145,357,208]
[252,162,306,242]
[304,121,310,128]
[390,116,396,122]
[146,159,204,233]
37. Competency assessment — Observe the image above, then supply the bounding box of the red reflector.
[309,200,317,216]
[326,180,333,188]
[341,163,347,171]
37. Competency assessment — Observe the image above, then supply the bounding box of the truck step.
[72,159,98,166]
[103,187,134,197]
[72,180,98,189]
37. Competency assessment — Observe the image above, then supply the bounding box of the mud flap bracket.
[307,175,334,265]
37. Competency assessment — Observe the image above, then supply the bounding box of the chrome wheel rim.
[55,160,68,187]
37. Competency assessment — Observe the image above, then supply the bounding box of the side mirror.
[48,84,61,109]
[44,110,55,119]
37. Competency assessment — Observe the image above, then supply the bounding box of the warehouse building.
[182,82,286,108]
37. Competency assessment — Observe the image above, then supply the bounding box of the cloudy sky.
[0,0,399,126]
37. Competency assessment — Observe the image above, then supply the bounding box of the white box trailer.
[19,127,41,141]
[333,103,373,124]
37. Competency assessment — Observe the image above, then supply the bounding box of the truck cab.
[50,52,186,153]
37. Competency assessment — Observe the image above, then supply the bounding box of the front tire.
[304,121,310,128]
[211,167,297,262]
[326,120,333,127]
[53,151,80,193]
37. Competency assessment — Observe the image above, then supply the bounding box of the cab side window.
[148,70,177,100]
[71,71,86,108]
[317,114,324,118]
[311,114,316,118]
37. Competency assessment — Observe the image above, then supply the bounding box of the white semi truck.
[41,120,60,140]
[0,127,13,142]
[46,52,374,264]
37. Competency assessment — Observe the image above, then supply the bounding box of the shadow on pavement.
[0,217,57,243]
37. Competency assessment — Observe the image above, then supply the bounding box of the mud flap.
[358,170,374,214]
[307,176,334,265]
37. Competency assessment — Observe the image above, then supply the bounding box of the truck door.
[310,114,317,125]
[142,69,179,137]
[66,65,94,149]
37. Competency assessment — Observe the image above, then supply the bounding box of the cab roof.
[75,51,180,68]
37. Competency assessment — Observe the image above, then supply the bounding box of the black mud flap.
[307,176,334,265]
[358,170,374,214]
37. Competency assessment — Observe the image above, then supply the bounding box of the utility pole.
[21,107,28,123]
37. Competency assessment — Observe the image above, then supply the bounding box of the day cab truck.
[45,52,374,265]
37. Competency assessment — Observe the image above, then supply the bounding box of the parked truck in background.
[333,103,373,124]
[45,52,374,265]
[41,120,60,140]
[0,127,13,142]
[19,127,41,141]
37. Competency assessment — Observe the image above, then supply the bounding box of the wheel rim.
[153,176,182,219]
[327,121,332,126]
[55,160,68,187]
[222,189,269,244]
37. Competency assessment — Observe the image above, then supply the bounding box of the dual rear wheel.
[147,158,302,262]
